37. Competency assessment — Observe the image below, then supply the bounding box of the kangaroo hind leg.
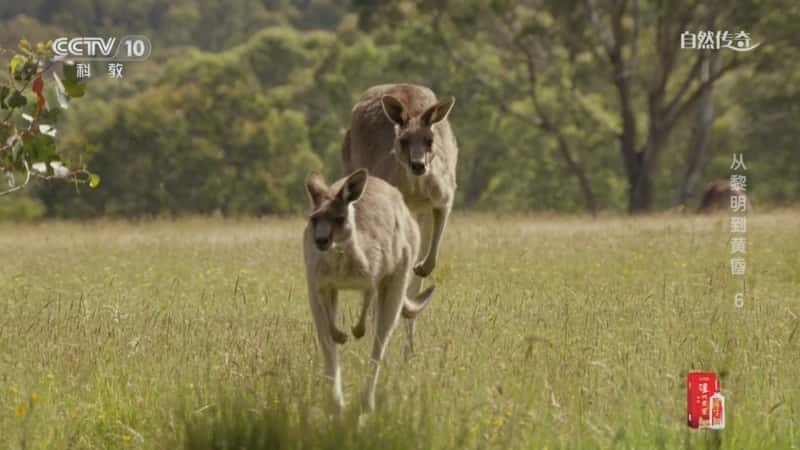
[323,288,347,345]
[361,274,405,413]
[352,288,374,339]
[308,285,345,414]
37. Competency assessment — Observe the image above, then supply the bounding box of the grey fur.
[303,169,434,414]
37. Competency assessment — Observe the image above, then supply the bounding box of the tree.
[40,27,326,217]
[673,52,720,207]
[0,39,98,197]
[430,2,603,214]
[375,0,789,213]
[584,0,750,212]
[4,1,796,216]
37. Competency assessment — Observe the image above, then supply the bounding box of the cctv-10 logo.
[52,36,151,61]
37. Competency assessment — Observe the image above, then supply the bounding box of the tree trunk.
[673,53,720,207]
[462,143,495,208]
[628,118,664,213]
[629,166,653,213]
[552,128,597,216]
[576,169,598,216]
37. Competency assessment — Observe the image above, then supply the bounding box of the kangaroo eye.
[399,137,410,148]
[334,216,346,225]
[425,138,433,146]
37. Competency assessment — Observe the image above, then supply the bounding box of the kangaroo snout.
[410,161,426,175]
[315,236,332,251]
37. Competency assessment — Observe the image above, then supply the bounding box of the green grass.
[0,211,797,449]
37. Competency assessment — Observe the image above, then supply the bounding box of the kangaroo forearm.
[414,205,450,277]
[428,206,448,260]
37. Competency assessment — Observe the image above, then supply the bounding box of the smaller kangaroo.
[303,168,434,413]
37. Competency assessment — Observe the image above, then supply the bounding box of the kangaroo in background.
[698,179,751,213]
[303,168,434,413]
[342,84,458,281]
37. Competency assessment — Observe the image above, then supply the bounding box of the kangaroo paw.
[413,259,435,278]
[331,326,348,345]
[351,322,366,339]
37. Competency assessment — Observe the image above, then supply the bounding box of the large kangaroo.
[303,168,434,413]
[342,84,458,280]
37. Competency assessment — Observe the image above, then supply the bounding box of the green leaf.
[63,80,85,98]
[62,76,85,98]
[63,63,78,83]
[0,86,9,109]
[11,60,38,82]
[62,64,86,98]
[7,90,26,108]
[64,81,86,98]
[88,173,101,188]
[22,133,56,163]
[8,54,25,76]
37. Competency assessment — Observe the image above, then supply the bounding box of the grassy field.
[0,211,797,449]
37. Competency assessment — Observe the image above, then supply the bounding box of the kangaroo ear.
[421,96,455,126]
[339,169,368,204]
[305,172,328,208]
[381,95,407,127]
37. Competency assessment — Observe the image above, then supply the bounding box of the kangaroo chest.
[398,173,451,211]
[316,245,371,291]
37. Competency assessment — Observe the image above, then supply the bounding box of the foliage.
[0,192,45,219]
[2,1,798,216]
[38,28,328,217]
[0,0,347,51]
[0,38,98,198]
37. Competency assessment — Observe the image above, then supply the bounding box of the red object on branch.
[32,75,46,110]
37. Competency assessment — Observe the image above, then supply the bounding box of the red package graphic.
[687,372,720,429]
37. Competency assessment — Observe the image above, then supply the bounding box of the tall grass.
[180,384,437,450]
[0,212,797,449]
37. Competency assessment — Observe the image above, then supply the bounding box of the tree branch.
[663,52,705,116]
[430,13,542,127]
[650,1,699,101]
[432,6,598,213]
[0,158,31,197]
[664,57,743,132]
[586,0,615,56]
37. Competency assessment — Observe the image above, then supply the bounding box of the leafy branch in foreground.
[0,39,99,197]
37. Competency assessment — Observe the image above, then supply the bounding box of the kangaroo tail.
[402,286,435,319]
